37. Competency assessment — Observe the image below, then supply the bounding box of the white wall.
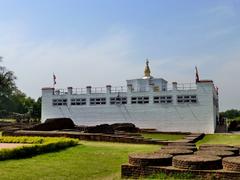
[41,82,217,133]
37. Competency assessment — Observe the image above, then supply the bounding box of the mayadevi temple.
[41,61,219,133]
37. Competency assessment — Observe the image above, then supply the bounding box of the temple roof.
[143,59,153,79]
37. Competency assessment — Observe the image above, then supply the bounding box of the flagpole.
[53,73,56,89]
[195,66,200,83]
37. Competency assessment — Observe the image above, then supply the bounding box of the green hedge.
[0,136,79,160]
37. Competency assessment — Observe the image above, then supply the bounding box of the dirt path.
[0,143,30,149]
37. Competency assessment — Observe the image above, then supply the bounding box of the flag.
[215,86,219,95]
[195,66,200,82]
[53,73,56,85]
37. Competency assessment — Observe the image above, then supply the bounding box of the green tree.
[10,90,34,113]
[0,57,17,111]
[220,109,240,119]
[0,57,17,98]
[31,97,41,119]
[0,57,41,120]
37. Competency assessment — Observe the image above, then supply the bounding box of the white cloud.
[151,53,240,111]
[206,4,236,18]
[0,24,141,98]
[0,22,240,111]
[212,54,240,111]
[207,26,239,39]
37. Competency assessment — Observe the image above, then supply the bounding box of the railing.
[111,86,126,93]
[72,88,87,94]
[168,83,197,91]
[177,83,197,90]
[54,89,67,95]
[91,87,106,93]
[53,83,197,95]
[54,86,127,95]
[132,87,150,92]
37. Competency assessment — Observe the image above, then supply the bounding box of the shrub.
[228,120,240,131]
[0,136,79,160]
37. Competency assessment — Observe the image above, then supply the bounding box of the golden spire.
[144,59,151,77]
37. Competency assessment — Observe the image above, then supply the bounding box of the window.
[153,86,160,92]
[90,98,106,105]
[154,96,172,104]
[52,99,67,106]
[110,97,127,105]
[71,98,86,106]
[177,95,197,103]
[131,96,149,104]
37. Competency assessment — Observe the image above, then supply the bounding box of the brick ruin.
[121,134,240,179]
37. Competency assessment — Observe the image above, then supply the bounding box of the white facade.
[41,65,219,133]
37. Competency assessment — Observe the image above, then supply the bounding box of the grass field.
[0,141,160,180]
[0,133,240,179]
[196,134,240,146]
[141,133,185,141]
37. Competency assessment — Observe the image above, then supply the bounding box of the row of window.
[52,99,67,106]
[154,96,172,104]
[131,96,149,104]
[90,98,106,105]
[110,97,127,105]
[71,98,86,105]
[177,95,197,103]
[53,95,198,106]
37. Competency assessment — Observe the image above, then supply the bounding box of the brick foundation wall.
[2,130,204,145]
[121,164,240,179]
[2,130,170,145]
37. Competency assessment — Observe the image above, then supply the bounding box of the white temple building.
[41,61,219,133]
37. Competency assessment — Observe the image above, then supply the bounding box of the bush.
[0,110,10,118]
[220,109,240,119]
[0,136,79,160]
[228,120,240,131]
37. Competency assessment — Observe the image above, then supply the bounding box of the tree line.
[0,57,41,121]
[220,109,240,119]
[1,56,239,122]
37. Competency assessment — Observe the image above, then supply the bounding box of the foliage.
[2,90,33,114]
[227,120,240,131]
[232,116,240,121]
[31,97,41,119]
[0,57,16,98]
[0,91,41,120]
[0,136,79,160]
[0,58,41,120]
[0,136,77,144]
[220,109,240,119]
[141,133,185,141]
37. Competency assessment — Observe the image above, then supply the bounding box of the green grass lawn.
[0,141,160,180]
[196,134,240,146]
[146,172,195,179]
[141,133,185,141]
[1,134,240,179]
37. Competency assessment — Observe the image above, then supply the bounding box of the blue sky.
[0,0,240,110]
